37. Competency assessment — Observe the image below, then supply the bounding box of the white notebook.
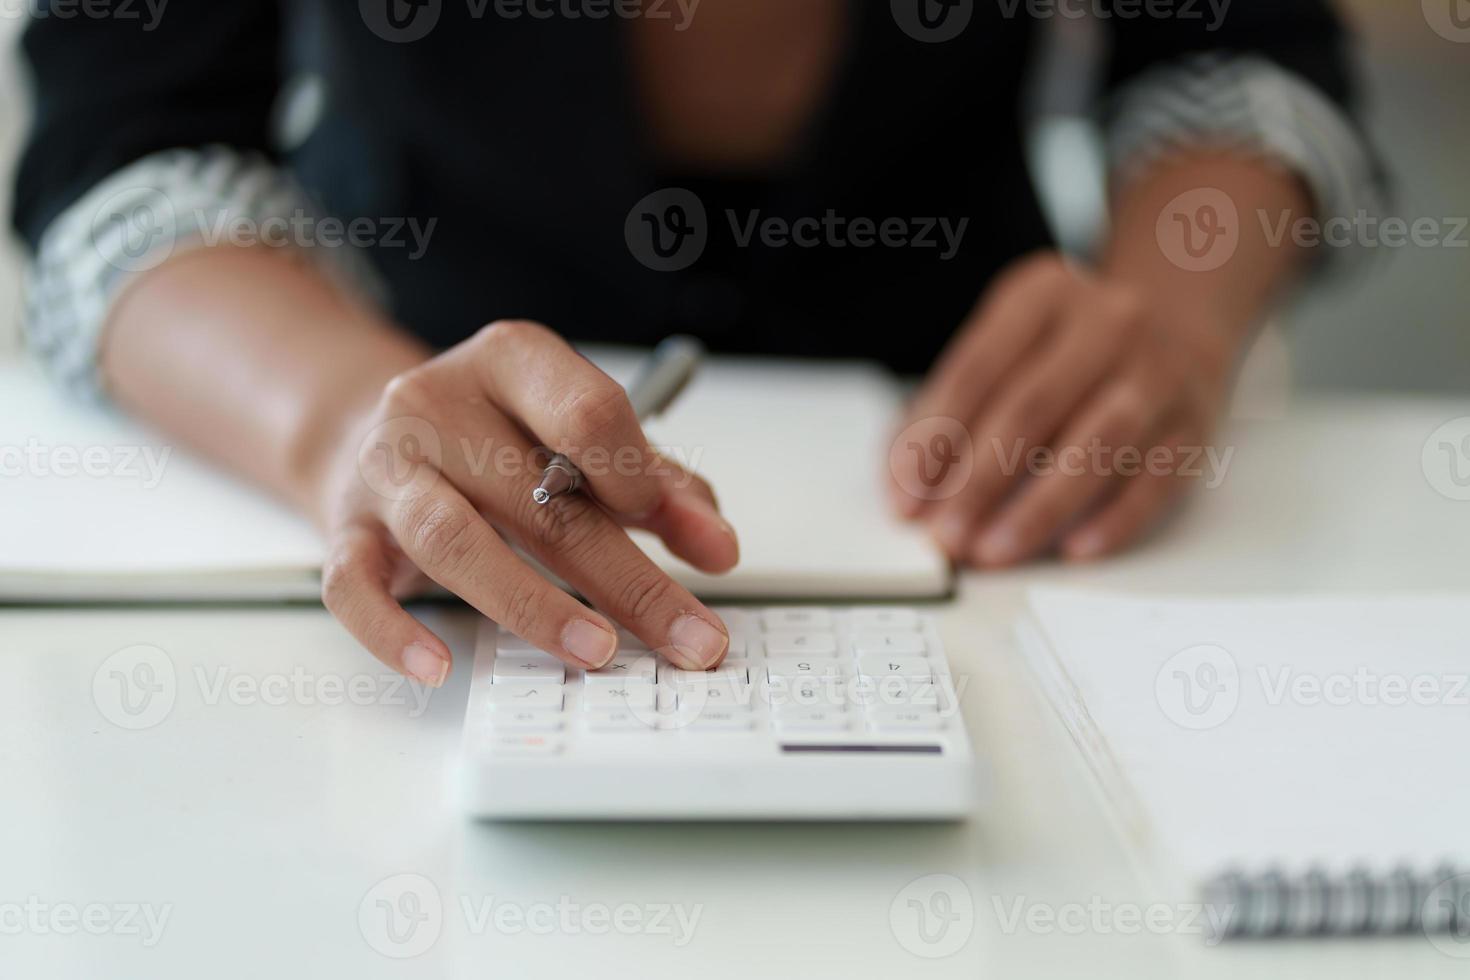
[0,354,948,602]
[1018,587,1470,939]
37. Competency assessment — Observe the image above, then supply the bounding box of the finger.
[321,520,454,687]
[968,371,1170,567]
[925,291,1139,557]
[624,453,738,574]
[1059,427,1198,560]
[384,477,621,670]
[468,320,670,521]
[486,467,731,671]
[891,256,1076,519]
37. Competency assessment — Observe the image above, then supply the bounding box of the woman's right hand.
[312,320,740,688]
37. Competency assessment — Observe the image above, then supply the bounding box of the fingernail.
[668,614,728,669]
[977,525,1022,566]
[403,642,449,688]
[562,619,618,669]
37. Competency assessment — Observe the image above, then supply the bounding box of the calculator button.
[659,661,749,686]
[493,655,566,684]
[773,708,850,732]
[856,654,932,680]
[486,686,563,710]
[763,632,838,657]
[850,608,920,631]
[851,631,928,657]
[495,632,553,654]
[761,608,832,631]
[673,678,754,712]
[683,709,755,731]
[487,710,563,732]
[585,655,657,687]
[584,709,655,732]
[867,709,946,732]
[485,735,562,756]
[583,686,656,710]
[765,675,845,709]
[766,658,842,681]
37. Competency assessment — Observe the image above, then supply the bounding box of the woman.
[12,1,1378,685]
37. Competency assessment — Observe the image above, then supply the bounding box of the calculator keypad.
[475,607,958,752]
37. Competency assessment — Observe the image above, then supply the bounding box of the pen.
[532,335,704,505]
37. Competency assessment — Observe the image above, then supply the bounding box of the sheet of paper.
[1023,588,1470,881]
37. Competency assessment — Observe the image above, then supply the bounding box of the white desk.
[4,394,1469,979]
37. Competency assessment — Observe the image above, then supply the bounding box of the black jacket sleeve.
[12,1,284,250]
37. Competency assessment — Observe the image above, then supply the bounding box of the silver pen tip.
[532,487,551,505]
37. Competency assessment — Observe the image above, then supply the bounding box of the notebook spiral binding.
[1202,863,1470,940]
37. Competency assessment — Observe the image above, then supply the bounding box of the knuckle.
[1096,284,1145,329]
[559,382,634,449]
[495,575,543,637]
[611,565,679,625]
[474,318,546,352]
[381,367,436,416]
[517,492,601,555]
[319,551,357,613]
[403,496,479,573]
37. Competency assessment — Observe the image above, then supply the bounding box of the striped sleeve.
[1105,53,1387,271]
[23,145,386,402]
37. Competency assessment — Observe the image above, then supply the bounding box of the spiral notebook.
[1018,587,1470,940]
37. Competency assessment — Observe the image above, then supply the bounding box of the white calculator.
[459,605,979,820]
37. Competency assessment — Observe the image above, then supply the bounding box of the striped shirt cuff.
[1106,53,1386,273]
[24,146,386,402]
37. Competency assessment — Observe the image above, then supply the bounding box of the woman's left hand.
[889,251,1241,566]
